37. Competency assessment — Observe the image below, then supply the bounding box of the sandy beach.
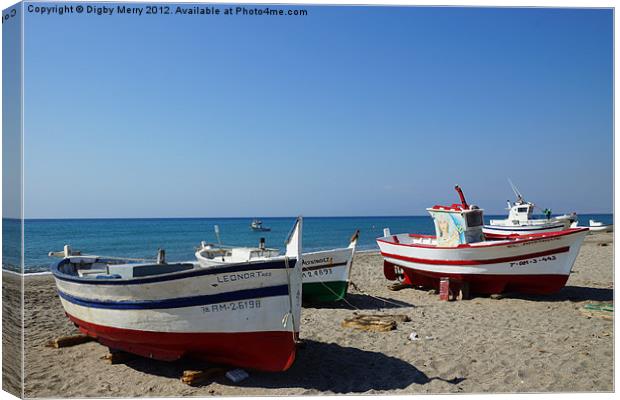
[9,232,613,397]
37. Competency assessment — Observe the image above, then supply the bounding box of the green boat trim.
[302,280,349,303]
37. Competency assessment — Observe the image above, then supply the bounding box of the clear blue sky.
[18,4,613,218]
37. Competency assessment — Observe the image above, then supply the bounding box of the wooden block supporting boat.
[341,314,410,332]
[101,350,137,364]
[181,368,225,386]
[45,334,94,348]
[457,282,470,300]
[388,282,411,291]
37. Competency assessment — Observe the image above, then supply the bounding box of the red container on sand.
[439,278,451,301]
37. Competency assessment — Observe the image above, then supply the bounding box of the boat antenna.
[454,185,469,209]
[214,225,222,245]
[507,178,523,201]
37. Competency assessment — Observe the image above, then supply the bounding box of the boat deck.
[56,257,203,281]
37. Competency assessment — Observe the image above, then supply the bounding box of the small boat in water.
[196,230,360,303]
[250,219,271,232]
[377,186,588,295]
[49,218,304,372]
[483,181,577,236]
[588,219,613,233]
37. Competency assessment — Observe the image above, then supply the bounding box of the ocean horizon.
[2,214,613,274]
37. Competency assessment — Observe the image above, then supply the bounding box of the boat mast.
[214,225,222,245]
[508,178,524,203]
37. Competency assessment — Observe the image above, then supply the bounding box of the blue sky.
[16,4,613,218]
[3,3,21,219]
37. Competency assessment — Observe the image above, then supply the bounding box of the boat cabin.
[506,198,535,224]
[425,185,485,247]
[427,204,485,247]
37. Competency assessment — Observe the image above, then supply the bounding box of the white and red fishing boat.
[483,181,577,235]
[377,187,588,295]
[49,218,303,372]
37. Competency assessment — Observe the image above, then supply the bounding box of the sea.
[2,214,613,274]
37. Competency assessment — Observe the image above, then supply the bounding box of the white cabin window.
[517,207,528,213]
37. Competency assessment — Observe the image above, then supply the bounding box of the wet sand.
[10,232,613,397]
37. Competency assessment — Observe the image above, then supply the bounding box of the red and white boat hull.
[482,223,567,236]
[377,228,588,295]
[66,315,297,371]
[51,218,304,372]
[53,259,300,371]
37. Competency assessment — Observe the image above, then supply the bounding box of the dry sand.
[3,272,22,397]
[7,233,613,397]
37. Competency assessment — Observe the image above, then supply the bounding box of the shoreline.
[7,232,613,396]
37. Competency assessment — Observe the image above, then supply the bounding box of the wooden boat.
[588,219,613,233]
[377,186,588,295]
[250,219,271,232]
[300,230,359,302]
[483,181,577,235]
[49,218,303,372]
[196,230,360,303]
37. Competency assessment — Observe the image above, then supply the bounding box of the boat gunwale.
[485,221,567,229]
[196,245,354,260]
[380,245,570,266]
[51,256,295,285]
[302,246,352,257]
[376,227,589,250]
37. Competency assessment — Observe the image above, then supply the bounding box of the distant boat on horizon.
[250,219,271,232]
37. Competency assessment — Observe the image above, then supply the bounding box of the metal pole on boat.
[454,185,469,209]
[214,225,222,245]
[157,249,166,264]
[508,178,524,202]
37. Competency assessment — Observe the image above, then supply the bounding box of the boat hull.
[378,229,588,295]
[383,260,570,294]
[52,258,300,371]
[300,247,354,303]
[67,313,296,371]
[302,281,349,303]
[589,225,613,233]
[483,223,566,236]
